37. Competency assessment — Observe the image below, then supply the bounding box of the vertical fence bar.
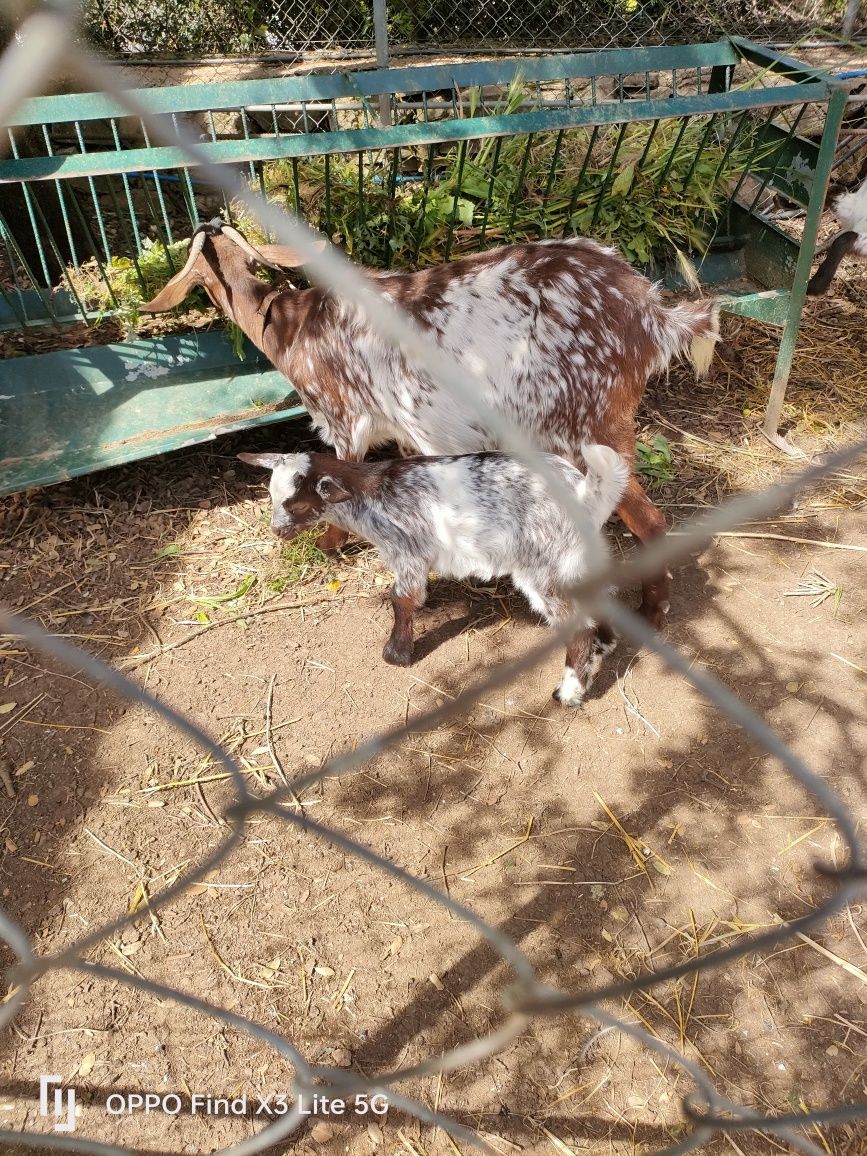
[506,133,535,239]
[842,0,860,39]
[763,87,848,442]
[412,143,437,263]
[479,136,503,247]
[738,106,808,215]
[6,131,52,287]
[324,154,333,240]
[563,125,600,236]
[0,214,36,324]
[74,121,112,264]
[39,125,81,271]
[383,146,400,267]
[589,122,627,230]
[373,0,391,128]
[444,140,468,260]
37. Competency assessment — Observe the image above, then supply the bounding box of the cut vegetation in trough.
[69,96,762,326]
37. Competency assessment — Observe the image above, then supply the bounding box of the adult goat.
[141,218,719,626]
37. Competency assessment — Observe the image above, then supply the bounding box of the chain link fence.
[1,1,867,1154]
[77,0,866,59]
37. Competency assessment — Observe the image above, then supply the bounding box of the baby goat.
[142,219,719,629]
[239,445,629,708]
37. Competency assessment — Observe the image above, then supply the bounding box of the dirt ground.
[1,290,867,1156]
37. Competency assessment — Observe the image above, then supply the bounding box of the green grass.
[269,530,328,592]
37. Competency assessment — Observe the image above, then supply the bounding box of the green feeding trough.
[0,39,849,495]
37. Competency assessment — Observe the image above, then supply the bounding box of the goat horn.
[220,224,284,271]
[170,228,208,280]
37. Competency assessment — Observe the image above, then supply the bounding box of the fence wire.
[0,2,866,1155]
[75,0,866,59]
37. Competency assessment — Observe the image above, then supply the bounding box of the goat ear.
[237,452,285,471]
[315,474,352,503]
[140,267,205,312]
[253,239,329,269]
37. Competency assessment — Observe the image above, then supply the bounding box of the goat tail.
[834,179,867,237]
[657,296,720,380]
[579,443,630,523]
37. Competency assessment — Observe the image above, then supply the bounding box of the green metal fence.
[0,40,850,491]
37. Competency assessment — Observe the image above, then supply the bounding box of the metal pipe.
[372,0,392,127]
[842,0,860,40]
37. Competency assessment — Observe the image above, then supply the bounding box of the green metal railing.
[0,39,849,489]
[0,42,845,323]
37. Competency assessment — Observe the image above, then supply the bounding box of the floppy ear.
[253,239,329,268]
[139,266,205,312]
[237,452,285,470]
[315,475,352,503]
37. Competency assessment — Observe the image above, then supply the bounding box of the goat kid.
[807,178,867,295]
[239,444,629,708]
[143,218,719,628]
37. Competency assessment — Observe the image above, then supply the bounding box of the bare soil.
[0,303,866,1156]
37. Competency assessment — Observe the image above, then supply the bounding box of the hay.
[643,288,867,516]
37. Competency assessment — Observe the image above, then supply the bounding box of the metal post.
[372,0,392,127]
[762,86,848,450]
[842,0,860,40]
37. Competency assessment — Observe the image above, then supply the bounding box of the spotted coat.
[142,225,719,625]
[239,444,629,708]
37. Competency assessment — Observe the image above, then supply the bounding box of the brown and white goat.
[239,445,629,707]
[142,218,719,627]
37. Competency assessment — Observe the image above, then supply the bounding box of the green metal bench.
[0,39,848,495]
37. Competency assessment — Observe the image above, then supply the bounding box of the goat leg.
[615,475,670,629]
[807,230,858,296]
[382,582,427,667]
[317,524,351,554]
[553,622,617,708]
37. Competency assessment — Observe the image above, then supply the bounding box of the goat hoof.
[638,601,669,630]
[552,686,584,709]
[383,640,413,667]
[553,668,585,709]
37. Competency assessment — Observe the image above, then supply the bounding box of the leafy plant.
[226,321,247,361]
[69,236,202,328]
[635,434,675,483]
[259,93,764,273]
